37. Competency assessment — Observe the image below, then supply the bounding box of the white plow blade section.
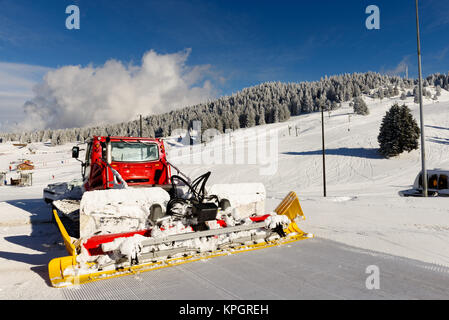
[79,188,171,239]
[208,183,266,220]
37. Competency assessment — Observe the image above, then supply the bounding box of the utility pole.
[321,105,327,197]
[139,115,143,138]
[415,0,428,197]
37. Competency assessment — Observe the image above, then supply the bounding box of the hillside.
[2,72,448,145]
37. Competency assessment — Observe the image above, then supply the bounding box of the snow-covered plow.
[48,185,312,288]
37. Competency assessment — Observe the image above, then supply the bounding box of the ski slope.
[0,88,449,299]
[169,88,449,269]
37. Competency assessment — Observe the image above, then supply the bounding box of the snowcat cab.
[73,136,171,192]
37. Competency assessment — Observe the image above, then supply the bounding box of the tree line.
[1,71,448,145]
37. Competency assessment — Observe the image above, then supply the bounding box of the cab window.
[85,142,93,165]
[438,175,448,190]
[111,142,159,162]
[428,174,438,189]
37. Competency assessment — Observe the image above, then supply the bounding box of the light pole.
[321,105,327,197]
[139,114,143,138]
[415,0,428,197]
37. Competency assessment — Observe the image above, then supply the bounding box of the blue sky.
[0,0,448,128]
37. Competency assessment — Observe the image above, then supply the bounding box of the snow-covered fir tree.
[353,97,369,115]
[378,104,420,158]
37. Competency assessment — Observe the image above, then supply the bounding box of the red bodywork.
[82,136,171,191]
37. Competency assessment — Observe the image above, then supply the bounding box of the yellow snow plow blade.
[48,210,78,286]
[275,191,307,235]
[49,234,308,288]
[275,191,305,221]
[48,192,312,288]
[52,209,76,256]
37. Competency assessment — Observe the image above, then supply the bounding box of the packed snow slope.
[169,87,449,269]
[0,87,448,299]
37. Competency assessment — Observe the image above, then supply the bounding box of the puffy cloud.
[18,49,217,130]
[0,62,51,130]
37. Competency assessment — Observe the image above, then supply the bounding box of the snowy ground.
[1,88,449,299]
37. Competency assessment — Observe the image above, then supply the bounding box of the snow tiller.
[46,136,312,288]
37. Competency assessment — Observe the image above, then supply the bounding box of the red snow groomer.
[46,135,312,288]
[43,136,172,203]
[78,136,172,191]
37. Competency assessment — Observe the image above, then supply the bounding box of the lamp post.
[321,105,327,197]
[415,0,428,197]
[139,114,143,138]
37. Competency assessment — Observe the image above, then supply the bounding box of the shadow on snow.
[428,136,449,145]
[283,147,382,159]
[0,199,65,287]
[425,125,449,131]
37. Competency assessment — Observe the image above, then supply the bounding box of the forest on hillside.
[1,72,448,145]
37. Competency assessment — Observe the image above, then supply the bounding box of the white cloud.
[0,62,52,131]
[11,49,217,132]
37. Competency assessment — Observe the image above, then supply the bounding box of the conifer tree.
[378,104,420,158]
[353,97,369,115]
